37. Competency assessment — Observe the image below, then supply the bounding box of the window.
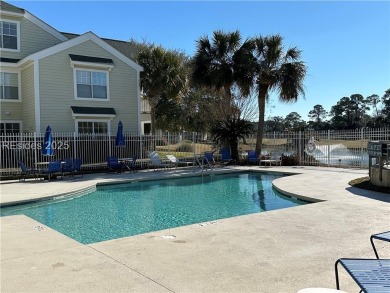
[0,122,20,134]
[77,121,108,134]
[76,70,108,99]
[0,21,18,50]
[0,72,19,100]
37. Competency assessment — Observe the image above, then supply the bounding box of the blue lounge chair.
[202,149,216,170]
[61,158,73,176]
[220,148,233,164]
[39,161,62,181]
[18,160,38,181]
[247,150,259,165]
[72,158,83,178]
[335,258,390,293]
[370,231,390,259]
[124,157,137,173]
[62,158,83,178]
[107,156,124,173]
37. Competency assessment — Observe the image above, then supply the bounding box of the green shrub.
[281,154,300,166]
[176,140,194,152]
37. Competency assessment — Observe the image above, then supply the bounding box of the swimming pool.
[1,172,308,244]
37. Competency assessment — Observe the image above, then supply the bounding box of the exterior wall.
[38,40,139,133]
[21,64,36,132]
[0,65,23,128]
[0,15,63,59]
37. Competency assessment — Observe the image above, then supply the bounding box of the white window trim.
[0,19,21,53]
[141,121,152,135]
[0,69,21,102]
[0,120,23,133]
[74,119,111,134]
[70,60,114,71]
[73,68,110,101]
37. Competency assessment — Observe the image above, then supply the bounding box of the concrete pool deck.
[1,166,389,292]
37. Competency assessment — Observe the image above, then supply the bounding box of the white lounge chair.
[148,151,173,171]
[259,153,282,167]
[166,155,192,168]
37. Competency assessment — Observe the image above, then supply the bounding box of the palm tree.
[192,30,255,118]
[211,117,255,161]
[135,43,188,133]
[253,35,307,155]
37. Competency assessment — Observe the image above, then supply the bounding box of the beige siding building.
[0,1,146,134]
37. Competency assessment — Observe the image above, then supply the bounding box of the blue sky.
[11,1,390,120]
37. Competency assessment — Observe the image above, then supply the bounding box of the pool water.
[1,172,308,244]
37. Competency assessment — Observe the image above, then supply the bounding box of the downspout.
[136,71,141,134]
[33,59,41,133]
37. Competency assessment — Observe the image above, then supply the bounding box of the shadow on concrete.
[346,186,390,203]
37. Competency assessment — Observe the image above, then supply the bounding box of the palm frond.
[277,61,307,103]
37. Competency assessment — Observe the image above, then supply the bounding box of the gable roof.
[62,32,137,62]
[20,31,143,72]
[1,1,67,41]
[0,1,25,14]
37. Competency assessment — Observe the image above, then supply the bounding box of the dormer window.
[0,20,19,51]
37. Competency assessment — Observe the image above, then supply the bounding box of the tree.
[154,95,184,132]
[265,116,284,132]
[329,94,371,129]
[210,117,255,161]
[350,94,370,127]
[380,89,390,125]
[192,30,256,118]
[367,94,381,118]
[284,112,306,130]
[134,42,188,133]
[252,35,306,155]
[308,104,327,123]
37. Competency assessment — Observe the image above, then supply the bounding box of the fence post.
[139,134,143,168]
[273,131,276,153]
[73,132,77,159]
[34,132,37,167]
[360,128,364,169]
[192,132,196,172]
[108,131,112,157]
[168,132,170,154]
[299,130,302,165]
[327,130,331,167]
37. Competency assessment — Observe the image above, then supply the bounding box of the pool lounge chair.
[220,147,233,165]
[166,155,192,168]
[38,161,62,181]
[148,152,173,171]
[370,231,390,259]
[260,153,282,167]
[62,158,83,178]
[18,160,38,181]
[202,150,216,170]
[247,150,260,165]
[335,258,390,293]
[107,156,124,173]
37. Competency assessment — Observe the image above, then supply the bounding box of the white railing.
[1,128,389,176]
